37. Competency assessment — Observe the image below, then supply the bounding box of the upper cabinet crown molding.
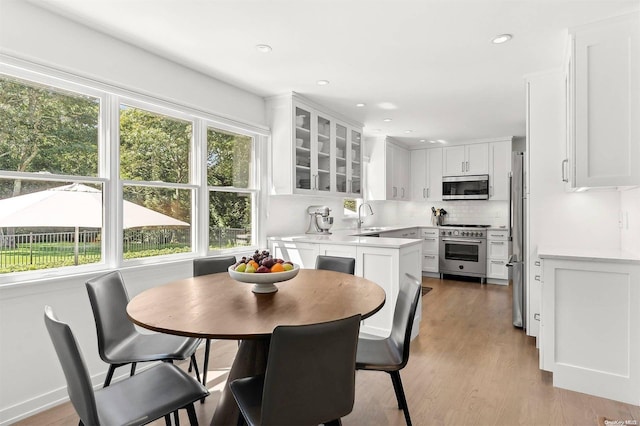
[266,92,364,129]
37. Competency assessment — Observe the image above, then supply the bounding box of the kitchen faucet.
[357,203,374,229]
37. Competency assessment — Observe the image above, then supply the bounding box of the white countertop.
[268,227,423,249]
[538,247,640,264]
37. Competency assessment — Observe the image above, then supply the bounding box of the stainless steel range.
[439,224,488,282]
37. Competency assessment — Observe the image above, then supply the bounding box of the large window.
[119,105,194,260]
[207,128,255,250]
[0,64,262,280]
[0,76,103,274]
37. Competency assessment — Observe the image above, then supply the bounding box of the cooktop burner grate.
[439,224,490,228]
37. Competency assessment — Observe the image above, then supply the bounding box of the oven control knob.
[453,230,459,236]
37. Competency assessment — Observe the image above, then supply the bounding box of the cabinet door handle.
[314,174,319,190]
[490,185,493,197]
[401,187,405,198]
[535,261,541,266]
[393,186,397,197]
[535,275,541,281]
[561,159,568,183]
[461,161,464,172]
[427,187,430,198]
[466,161,469,172]
[423,188,426,198]
[534,313,541,321]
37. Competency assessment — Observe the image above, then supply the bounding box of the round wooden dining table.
[126,268,386,426]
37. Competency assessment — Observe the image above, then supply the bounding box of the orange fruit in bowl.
[270,263,284,273]
[248,260,259,269]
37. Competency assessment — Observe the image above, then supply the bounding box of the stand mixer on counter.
[306,205,334,235]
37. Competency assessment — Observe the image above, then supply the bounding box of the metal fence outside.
[0,227,252,271]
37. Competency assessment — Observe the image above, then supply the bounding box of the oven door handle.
[441,238,483,244]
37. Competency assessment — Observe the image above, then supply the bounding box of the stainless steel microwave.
[442,175,489,200]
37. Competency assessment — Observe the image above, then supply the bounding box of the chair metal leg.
[165,414,172,425]
[188,358,193,373]
[190,354,201,384]
[103,364,118,387]
[203,339,211,386]
[389,371,412,426]
[186,403,199,425]
[130,362,137,376]
[174,410,180,425]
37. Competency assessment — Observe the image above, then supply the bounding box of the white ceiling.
[30,0,639,146]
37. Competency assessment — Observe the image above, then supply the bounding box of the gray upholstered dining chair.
[86,271,202,388]
[44,305,208,426]
[192,255,237,388]
[355,273,422,426]
[315,255,356,275]
[229,314,362,426]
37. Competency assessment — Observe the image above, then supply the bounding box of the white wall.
[0,0,266,127]
[0,1,267,423]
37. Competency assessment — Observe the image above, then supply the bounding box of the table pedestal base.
[211,338,270,426]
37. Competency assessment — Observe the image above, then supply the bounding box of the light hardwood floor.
[17,277,640,425]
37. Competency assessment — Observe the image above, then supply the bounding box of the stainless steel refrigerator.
[508,152,525,329]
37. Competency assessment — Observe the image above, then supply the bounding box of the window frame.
[0,58,266,285]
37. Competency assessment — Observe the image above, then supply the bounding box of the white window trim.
[0,57,266,285]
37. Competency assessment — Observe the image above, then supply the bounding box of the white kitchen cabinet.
[420,227,439,273]
[443,143,489,176]
[410,148,443,202]
[488,140,512,200]
[317,243,358,259]
[270,240,319,268]
[267,93,364,196]
[564,12,640,189]
[486,229,509,282]
[538,253,640,405]
[366,136,410,201]
[356,243,422,338]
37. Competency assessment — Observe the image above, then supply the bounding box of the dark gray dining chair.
[192,255,236,388]
[315,255,356,275]
[355,273,422,426]
[229,314,362,426]
[44,305,208,426]
[86,271,202,387]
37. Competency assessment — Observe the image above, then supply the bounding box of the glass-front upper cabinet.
[267,93,364,196]
[294,106,312,191]
[335,124,348,194]
[350,130,362,195]
[316,115,331,193]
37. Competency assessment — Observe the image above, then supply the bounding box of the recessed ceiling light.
[383,118,392,122]
[356,103,366,107]
[437,139,447,143]
[255,44,272,53]
[492,34,513,44]
[419,139,426,142]
[316,80,330,86]
[404,130,413,134]
[429,140,437,144]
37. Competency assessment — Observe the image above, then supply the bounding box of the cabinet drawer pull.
[561,159,569,183]
[535,261,541,266]
[490,241,505,245]
[424,255,436,259]
[490,260,504,264]
[535,275,540,281]
[534,313,541,321]
[489,234,506,238]
[424,237,437,241]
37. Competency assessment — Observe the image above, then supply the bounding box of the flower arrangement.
[431,207,447,226]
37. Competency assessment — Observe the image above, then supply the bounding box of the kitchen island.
[538,247,640,405]
[268,228,422,338]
